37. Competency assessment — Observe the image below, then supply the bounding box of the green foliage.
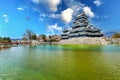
[49,35,52,42]
[112,32,120,38]
[23,30,60,42]
[32,34,37,40]
[40,34,46,42]
[0,37,11,43]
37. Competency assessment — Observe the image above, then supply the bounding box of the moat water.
[0,45,120,80]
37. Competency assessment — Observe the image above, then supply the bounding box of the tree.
[112,32,120,38]
[23,30,34,40]
[49,35,52,42]
[6,37,11,42]
[32,34,37,40]
[40,34,46,42]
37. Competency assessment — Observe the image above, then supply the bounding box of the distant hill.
[11,39,22,41]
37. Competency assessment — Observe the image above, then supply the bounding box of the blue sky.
[0,0,120,38]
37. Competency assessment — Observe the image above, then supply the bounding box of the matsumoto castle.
[61,12,104,40]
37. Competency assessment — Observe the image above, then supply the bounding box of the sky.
[0,0,120,38]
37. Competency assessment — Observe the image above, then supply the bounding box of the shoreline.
[0,38,120,49]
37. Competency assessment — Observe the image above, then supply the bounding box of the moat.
[0,45,120,80]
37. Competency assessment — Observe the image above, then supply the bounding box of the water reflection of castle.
[61,12,103,39]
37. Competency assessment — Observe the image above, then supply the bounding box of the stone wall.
[58,37,107,45]
[111,38,120,44]
[106,38,120,44]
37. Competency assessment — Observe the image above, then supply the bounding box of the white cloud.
[40,13,46,17]
[63,0,84,15]
[3,14,9,23]
[17,7,24,11]
[60,0,85,23]
[93,0,102,6]
[49,13,60,19]
[61,8,74,23]
[39,13,60,21]
[83,6,94,18]
[3,14,8,17]
[32,0,61,12]
[71,4,83,13]
[47,0,61,12]
[39,13,46,21]
[48,24,62,35]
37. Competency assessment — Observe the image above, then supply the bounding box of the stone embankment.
[106,38,120,44]
[58,37,107,45]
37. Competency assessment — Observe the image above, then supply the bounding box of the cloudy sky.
[0,0,120,38]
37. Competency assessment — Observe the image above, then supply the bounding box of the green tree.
[6,37,11,42]
[41,34,46,42]
[32,34,37,40]
[112,32,120,38]
[49,35,52,42]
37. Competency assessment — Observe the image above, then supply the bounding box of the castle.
[60,12,106,45]
[61,12,103,39]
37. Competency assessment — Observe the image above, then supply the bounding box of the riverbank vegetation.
[22,30,61,42]
[0,37,11,49]
[21,30,120,45]
[1,30,120,47]
[0,37,11,43]
[112,32,120,38]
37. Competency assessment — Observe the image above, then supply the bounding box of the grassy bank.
[48,44,103,51]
